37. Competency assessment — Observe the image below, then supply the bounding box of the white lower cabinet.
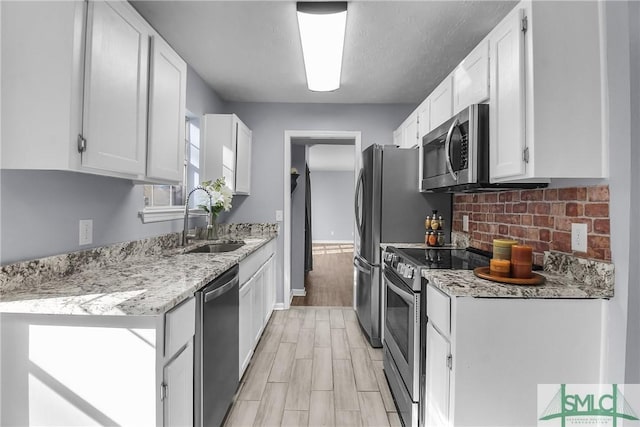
[0,296,196,426]
[425,322,450,427]
[239,273,256,375]
[238,240,277,378]
[425,284,604,426]
[163,343,194,427]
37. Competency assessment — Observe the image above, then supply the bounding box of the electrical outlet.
[275,210,284,222]
[571,223,587,252]
[79,219,93,245]
[463,215,469,232]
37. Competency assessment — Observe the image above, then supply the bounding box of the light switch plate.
[275,210,284,222]
[79,219,93,245]
[571,223,587,252]
[463,215,469,232]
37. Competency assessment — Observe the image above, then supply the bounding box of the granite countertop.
[0,234,276,317]
[384,241,614,299]
[423,269,613,299]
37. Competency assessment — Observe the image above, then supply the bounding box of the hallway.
[292,244,354,307]
[224,307,399,427]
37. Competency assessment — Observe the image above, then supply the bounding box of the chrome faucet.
[183,186,213,246]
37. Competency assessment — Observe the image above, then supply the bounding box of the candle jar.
[490,258,511,277]
[493,239,518,260]
[511,245,533,278]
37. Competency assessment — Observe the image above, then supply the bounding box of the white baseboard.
[291,288,307,297]
[312,240,354,244]
[273,303,286,310]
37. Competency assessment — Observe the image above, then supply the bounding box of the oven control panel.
[396,262,414,279]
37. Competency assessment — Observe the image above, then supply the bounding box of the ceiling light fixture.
[296,2,347,92]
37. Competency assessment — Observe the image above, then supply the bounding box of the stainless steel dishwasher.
[195,264,239,427]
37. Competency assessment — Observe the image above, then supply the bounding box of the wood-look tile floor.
[292,244,354,307]
[225,307,400,427]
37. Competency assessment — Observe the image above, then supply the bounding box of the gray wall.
[0,66,226,264]
[310,170,355,242]
[290,145,307,292]
[599,0,638,384]
[223,102,414,304]
[625,0,640,384]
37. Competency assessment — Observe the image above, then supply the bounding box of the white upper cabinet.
[402,114,419,149]
[393,128,402,147]
[202,114,252,195]
[393,111,419,149]
[488,8,527,180]
[1,1,85,172]
[452,40,489,114]
[417,97,431,140]
[1,1,187,184]
[82,1,149,177]
[429,76,453,130]
[146,36,187,183]
[235,121,252,195]
[489,0,606,182]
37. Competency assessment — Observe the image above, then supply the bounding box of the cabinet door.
[430,76,453,130]
[489,8,527,181]
[147,35,187,183]
[402,114,419,149]
[163,342,194,427]
[263,255,276,323]
[417,97,431,140]
[425,322,450,427]
[392,128,402,147]
[239,278,254,377]
[82,1,149,176]
[453,40,489,114]
[252,270,265,344]
[235,120,252,195]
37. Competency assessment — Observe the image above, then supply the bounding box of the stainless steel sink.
[187,242,245,254]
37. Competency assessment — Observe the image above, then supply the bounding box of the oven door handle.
[384,274,414,305]
[444,118,459,182]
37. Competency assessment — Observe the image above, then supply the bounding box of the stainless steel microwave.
[420,104,489,192]
[420,104,546,193]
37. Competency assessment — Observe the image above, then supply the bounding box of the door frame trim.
[283,130,362,309]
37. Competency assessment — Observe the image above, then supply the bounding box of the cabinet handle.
[77,134,87,153]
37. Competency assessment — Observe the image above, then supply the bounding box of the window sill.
[139,207,206,223]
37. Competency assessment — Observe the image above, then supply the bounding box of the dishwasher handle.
[204,275,239,303]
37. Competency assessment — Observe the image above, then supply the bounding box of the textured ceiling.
[131,1,517,104]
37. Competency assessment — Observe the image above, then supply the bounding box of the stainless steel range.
[382,246,490,427]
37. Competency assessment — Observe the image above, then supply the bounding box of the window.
[139,117,202,223]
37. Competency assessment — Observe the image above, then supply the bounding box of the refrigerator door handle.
[354,168,365,239]
[354,258,370,274]
[354,254,376,271]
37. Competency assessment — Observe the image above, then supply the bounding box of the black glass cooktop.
[391,247,492,270]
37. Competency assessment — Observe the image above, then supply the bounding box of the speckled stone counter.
[423,269,613,298]
[422,251,614,299]
[0,224,278,316]
[383,241,614,299]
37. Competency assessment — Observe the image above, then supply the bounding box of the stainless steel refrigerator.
[354,144,451,347]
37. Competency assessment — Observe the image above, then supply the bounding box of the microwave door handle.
[444,118,459,181]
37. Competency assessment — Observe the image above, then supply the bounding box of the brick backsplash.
[452,186,611,265]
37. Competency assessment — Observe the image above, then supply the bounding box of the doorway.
[282,131,362,309]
